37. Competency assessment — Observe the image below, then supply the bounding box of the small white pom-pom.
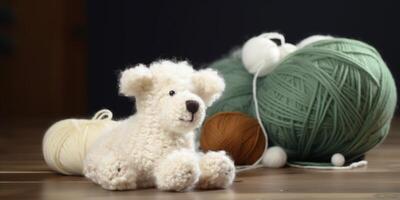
[241,35,281,76]
[262,146,287,168]
[331,153,345,167]
[297,35,333,48]
[279,43,297,59]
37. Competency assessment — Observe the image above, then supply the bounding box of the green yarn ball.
[207,38,397,164]
[255,38,396,162]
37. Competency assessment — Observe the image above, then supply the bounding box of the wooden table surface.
[1,119,399,200]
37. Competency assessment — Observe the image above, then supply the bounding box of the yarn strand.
[288,160,368,170]
[92,109,113,120]
[237,33,289,172]
[236,59,272,173]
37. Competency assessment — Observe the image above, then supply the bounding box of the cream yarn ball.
[241,32,282,76]
[42,109,117,175]
[262,146,287,168]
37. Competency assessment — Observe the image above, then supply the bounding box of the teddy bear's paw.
[84,154,137,190]
[155,150,200,192]
[197,151,235,189]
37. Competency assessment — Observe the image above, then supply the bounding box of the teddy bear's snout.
[185,100,199,114]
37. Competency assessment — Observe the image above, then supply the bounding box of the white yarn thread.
[92,109,113,120]
[288,160,368,170]
[236,33,287,173]
[43,109,115,175]
[234,70,267,172]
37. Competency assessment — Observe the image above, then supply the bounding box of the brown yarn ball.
[200,112,267,165]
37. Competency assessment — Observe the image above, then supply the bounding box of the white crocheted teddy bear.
[83,60,235,191]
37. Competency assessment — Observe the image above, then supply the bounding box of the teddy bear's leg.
[83,150,137,190]
[197,151,235,189]
[154,149,200,192]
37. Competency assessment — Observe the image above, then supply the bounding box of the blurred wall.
[0,0,87,120]
[1,1,399,120]
[87,0,400,118]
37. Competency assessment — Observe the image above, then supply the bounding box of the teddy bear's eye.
[169,90,176,96]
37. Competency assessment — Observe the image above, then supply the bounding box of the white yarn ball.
[279,43,297,59]
[297,35,333,48]
[42,110,117,175]
[241,36,281,76]
[262,146,287,168]
[331,153,345,167]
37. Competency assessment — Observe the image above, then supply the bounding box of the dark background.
[1,0,399,121]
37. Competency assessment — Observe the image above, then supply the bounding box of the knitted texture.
[207,38,397,164]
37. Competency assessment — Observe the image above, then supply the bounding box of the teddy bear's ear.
[119,64,153,97]
[192,69,225,106]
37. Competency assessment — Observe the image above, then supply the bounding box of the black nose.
[186,100,199,114]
